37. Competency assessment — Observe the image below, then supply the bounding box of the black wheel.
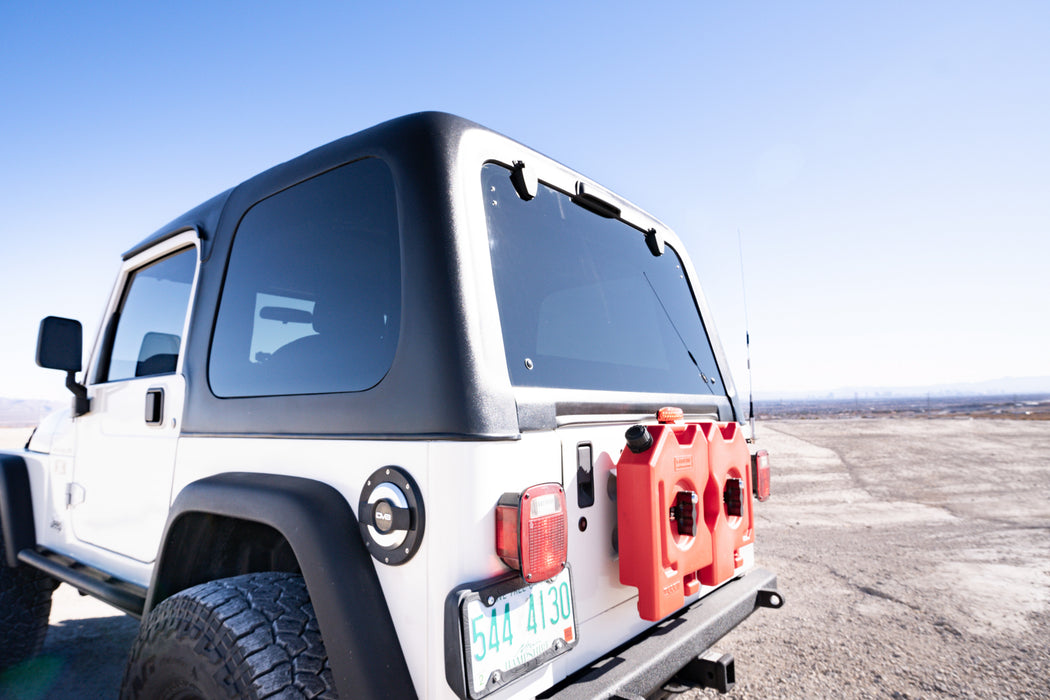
[0,535,55,672]
[121,572,336,700]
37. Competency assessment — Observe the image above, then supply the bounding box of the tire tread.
[0,532,55,671]
[122,572,336,699]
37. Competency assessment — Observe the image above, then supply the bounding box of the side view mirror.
[36,316,83,372]
[36,316,90,416]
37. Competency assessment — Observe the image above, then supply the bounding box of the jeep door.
[70,233,198,563]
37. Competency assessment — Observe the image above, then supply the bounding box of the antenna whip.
[737,230,755,441]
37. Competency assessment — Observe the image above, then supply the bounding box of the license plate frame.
[454,566,578,699]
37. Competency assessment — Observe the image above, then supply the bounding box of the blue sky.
[2,1,1047,401]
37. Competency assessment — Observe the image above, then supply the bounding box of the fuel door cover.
[358,466,425,565]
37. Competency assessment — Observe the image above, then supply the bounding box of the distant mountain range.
[4,376,1049,425]
[757,376,1050,401]
[0,398,64,426]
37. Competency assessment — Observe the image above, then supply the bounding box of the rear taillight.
[751,449,770,502]
[495,483,568,583]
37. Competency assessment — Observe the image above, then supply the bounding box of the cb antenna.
[737,230,755,442]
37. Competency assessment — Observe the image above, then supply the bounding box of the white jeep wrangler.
[1,112,780,699]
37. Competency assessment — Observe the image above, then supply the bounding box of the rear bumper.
[543,566,782,700]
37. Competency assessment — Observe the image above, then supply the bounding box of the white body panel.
[26,411,161,587]
[170,422,755,699]
[23,411,758,698]
[174,433,572,699]
[71,373,183,562]
[172,436,431,694]
[423,436,564,699]
[58,232,199,566]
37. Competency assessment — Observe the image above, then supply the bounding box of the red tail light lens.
[752,449,770,502]
[495,483,567,582]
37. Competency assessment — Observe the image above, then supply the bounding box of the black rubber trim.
[148,472,416,700]
[540,567,780,700]
[0,453,36,568]
[17,548,145,617]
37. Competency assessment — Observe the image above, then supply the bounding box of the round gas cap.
[358,466,425,566]
[373,499,395,533]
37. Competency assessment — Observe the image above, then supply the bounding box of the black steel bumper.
[543,567,782,700]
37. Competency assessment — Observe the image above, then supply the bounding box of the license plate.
[459,566,577,698]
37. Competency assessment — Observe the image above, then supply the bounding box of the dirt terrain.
[687,418,1050,699]
[2,419,1049,699]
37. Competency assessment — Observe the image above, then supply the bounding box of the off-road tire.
[121,571,336,699]
[0,539,55,671]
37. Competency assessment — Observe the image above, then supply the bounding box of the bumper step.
[541,567,781,700]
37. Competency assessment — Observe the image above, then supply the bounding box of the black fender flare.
[0,453,36,568]
[148,472,416,700]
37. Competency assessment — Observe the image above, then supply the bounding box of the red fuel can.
[616,422,714,621]
[698,422,754,586]
[616,418,756,621]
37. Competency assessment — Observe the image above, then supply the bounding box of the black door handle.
[145,387,164,425]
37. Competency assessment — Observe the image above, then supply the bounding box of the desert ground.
[686,417,1050,699]
[2,417,1048,699]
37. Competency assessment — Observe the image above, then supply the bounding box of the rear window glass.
[483,163,721,395]
[209,158,400,397]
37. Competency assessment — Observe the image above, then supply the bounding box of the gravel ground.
[0,585,138,699]
[685,418,1050,699]
[2,419,1049,699]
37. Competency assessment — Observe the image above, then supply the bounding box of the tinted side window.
[102,248,196,382]
[209,158,400,397]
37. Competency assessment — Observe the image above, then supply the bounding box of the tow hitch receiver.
[616,412,755,621]
[677,650,736,694]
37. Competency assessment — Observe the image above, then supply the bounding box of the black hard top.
[124,113,484,261]
[114,112,740,439]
